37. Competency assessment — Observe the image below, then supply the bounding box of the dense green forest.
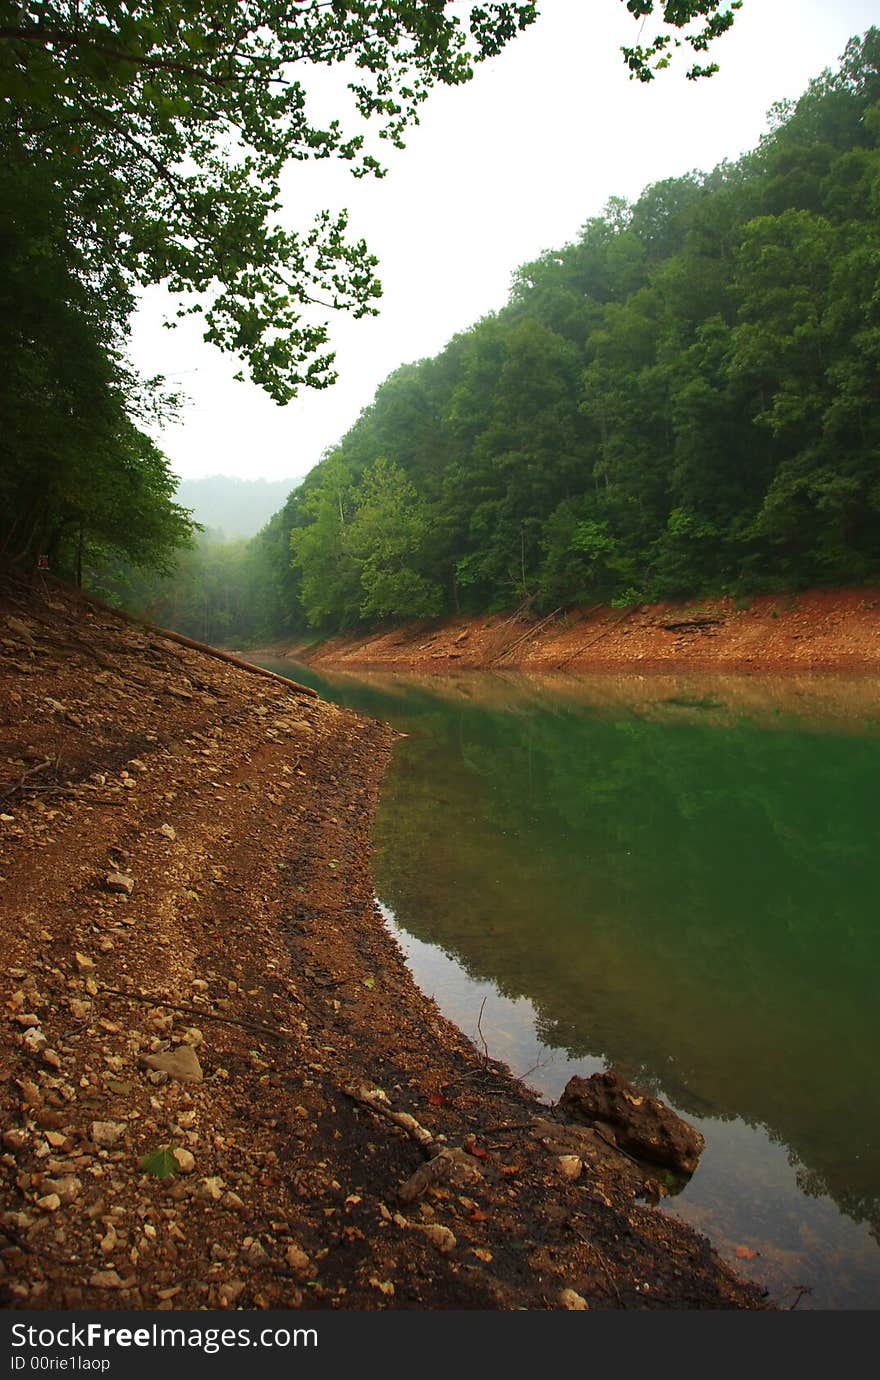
[148,31,880,647]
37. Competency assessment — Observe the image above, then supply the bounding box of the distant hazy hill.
[175,475,296,539]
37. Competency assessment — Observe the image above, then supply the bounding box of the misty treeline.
[146,31,880,647]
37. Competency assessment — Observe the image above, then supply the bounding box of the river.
[263,661,880,1308]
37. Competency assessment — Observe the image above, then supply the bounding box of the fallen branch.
[72,794,129,806]
[4,783,85,801]
[0,1221,84,1268]
[342,1084,490,1206]
[786,1285,813,1310]
[554,605,637,670]
[491,607,562,665]
[93,986,298,1038]
[569,1215,625,1308]
[119,623,318,699]
[475,994,489,1058]
[1,778,129,805]
[589,1126,644,1168]
[2,599,151,685]
[660,617,721,632]
[0,758,55,801]
[56,635,130,676]
[5,566,318,699]
[499,596,536,630]
[343,1083,436,1151]
[397,1150,457,1204]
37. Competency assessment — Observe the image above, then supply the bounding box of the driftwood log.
[659,617,721,632]
[136,622,318,698]
[4,566,318,699]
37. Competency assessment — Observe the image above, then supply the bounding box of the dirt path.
[292,589,880,675]
[0,572,763,1310]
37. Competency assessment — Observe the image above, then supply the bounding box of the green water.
[267,663,880,1308]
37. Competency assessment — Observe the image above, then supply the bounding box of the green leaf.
[139,1145,179,1179]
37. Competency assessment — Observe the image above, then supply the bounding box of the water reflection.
[265,662,880,1307]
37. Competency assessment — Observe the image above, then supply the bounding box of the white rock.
[560,1288,589,1310]
[91,1120,126,1147]
[89,1270,124,1289]
[558,1155,583,1180]
[42,1176,81,1203]
[218,1280,245,1306]
[22,1028,48,1054]
[172,1147,195,1174]
[140,1045,203,1083]
[198,1176,225,1201]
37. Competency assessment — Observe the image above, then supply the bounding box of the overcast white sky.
[130,0,878,487]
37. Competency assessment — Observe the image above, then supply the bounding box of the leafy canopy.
[1,1,539,401]
[620,1,743,83]
[1,1,739,402]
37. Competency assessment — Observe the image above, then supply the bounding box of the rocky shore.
[0,571,763,1310]
[296,589,880,676]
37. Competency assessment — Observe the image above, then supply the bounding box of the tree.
[1,1,539,402]
[0,146,194,576]
[289,453,362,627]
[620,1,742,83]
[1,2,741,401]
[266,31,880,631]
[347,457,443,619]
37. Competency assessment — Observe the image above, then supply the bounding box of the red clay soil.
[0,570,765,1311]
[298,589,880,675]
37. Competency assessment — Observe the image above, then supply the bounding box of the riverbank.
[0,571,763,1310]
[284,588,880,675]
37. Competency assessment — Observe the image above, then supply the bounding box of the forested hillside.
[231,31,877,639]
[25,23,876,648]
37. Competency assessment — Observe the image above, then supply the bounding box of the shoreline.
[262,588,880,677]
[1,572,763,1309]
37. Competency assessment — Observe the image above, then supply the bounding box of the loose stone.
[89,1270,124,1288]
[139,1046,203,1083]
[91,1121,126,1147]
[172,1147,195,1174]
[560,1288,589,1310]
[105,872,135,895]
[417,1223,456,1253]
[558,1155,583,1180]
